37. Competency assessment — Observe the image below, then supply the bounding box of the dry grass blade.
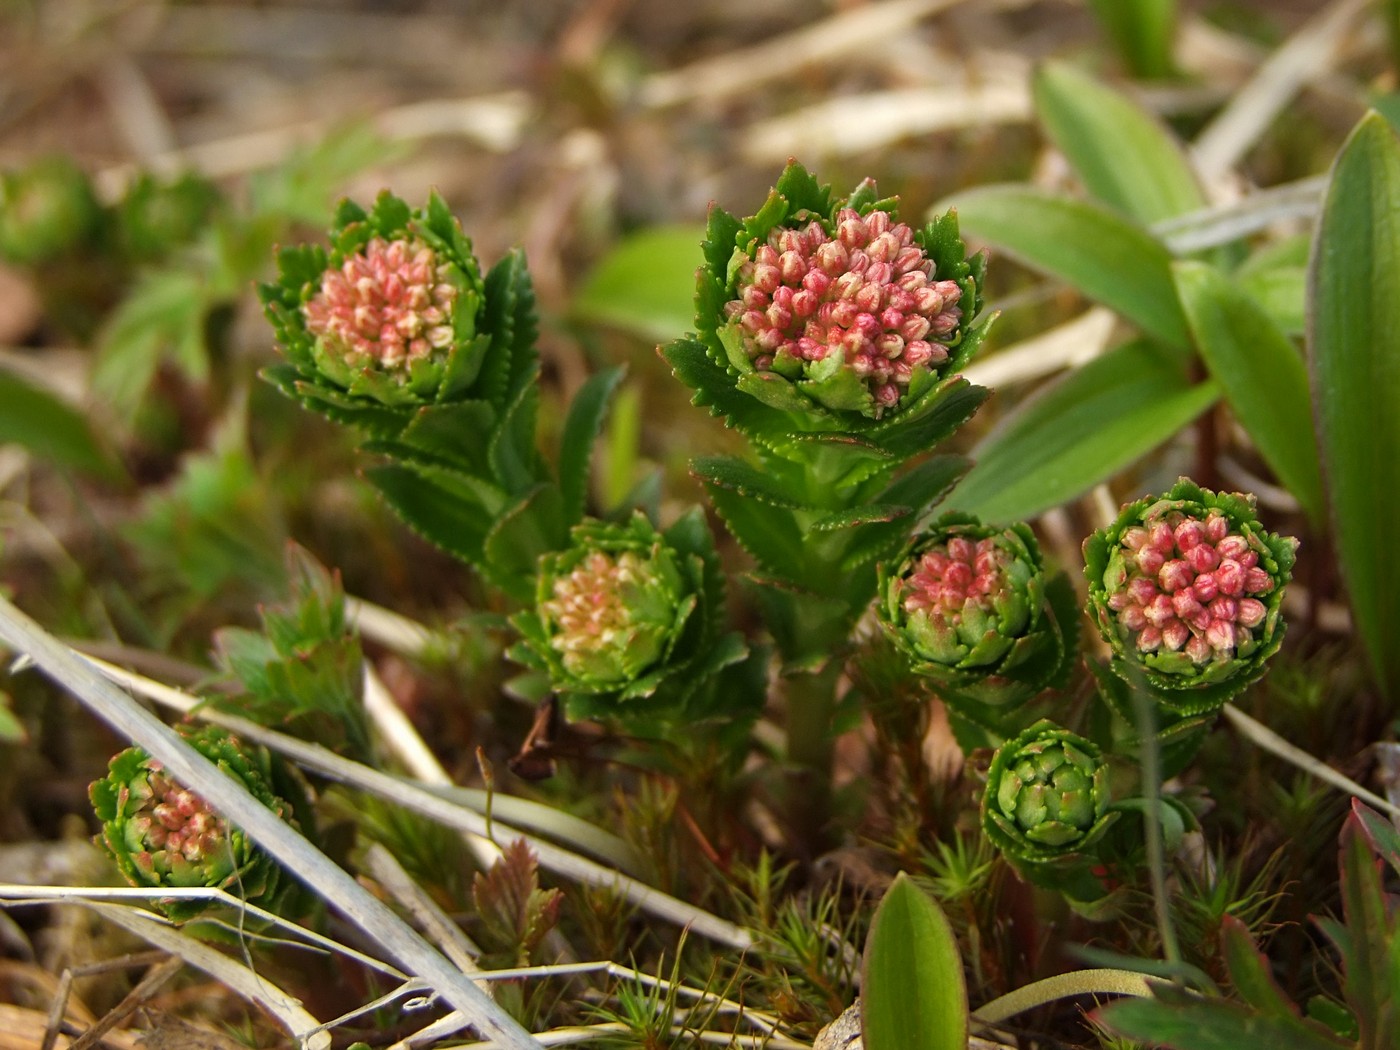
[0,595,547,1050]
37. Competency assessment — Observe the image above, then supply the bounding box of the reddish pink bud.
[1159,559,1193,592]
[1136,546,1167,576]
[1120,605,1148,631]
[1162,621,1190,651]
[1215,560,1245,596]
[1138,626,1163,651]
[1206,619,1237,651]
[1145,593,1176,627]
[1244,567,1273,593]
[1185,635,1213,664]
[1186,544,1219,573]
[1237,598,1266,628]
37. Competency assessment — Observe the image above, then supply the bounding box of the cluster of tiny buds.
[1107,510,1273,662]
[724,208,962,411]
[131,764,225,863]
[304,236,457,368]
[901,536,1007,620]
[543,551,652,657]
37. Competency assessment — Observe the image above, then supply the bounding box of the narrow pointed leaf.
[1034,61,1203,224]
[558,365,625,526]
[949,186,1190,352]
[861,873,968,1050]
[1309,111,1400,701]
[1086,0,1177,79]
[1174,261,1324,525]
[947,341,1218,523]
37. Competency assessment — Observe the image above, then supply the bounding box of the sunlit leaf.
[1034,61,1202,224]
[574,226,707,342]
[950,186,1190,352]
[1309,111,1400,701]
[947,342,1218,523]
[861,873,967,1050]
[1173,261,1324,525]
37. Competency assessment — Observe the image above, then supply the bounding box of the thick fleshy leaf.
[949,186,1190,352]
[558,365,625,526]
[861,873,968,1050]
[573,226,706,342]
[1034,62,1202,224]
[1309,111,1400,701]
[0,367,121,479]
[1174,261,1324,525]
[947,342,1218,523]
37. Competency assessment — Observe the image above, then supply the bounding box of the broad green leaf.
[573,226,707,342]
[1235,265,1307,338]
[1173,261,1324,525]
[1034,62,1203,224]
[947,341,1218,523]
[950,186,1190,352]
[1309,111,1400,701]
[1087,0,1177,79]
[558,365,625,526]
[861,873,967,1050]
[0,367,120,479]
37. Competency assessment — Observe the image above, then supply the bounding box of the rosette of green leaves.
[877,514,1077,720]
[981,720,1117,896]
[508,510,749,731]
[0,155,102,266]
[663,162,991,469]
[89,725,301,921]
[1083,478,1297,718]
[262,191,624,598]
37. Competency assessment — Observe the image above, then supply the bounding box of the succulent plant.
[877,514,1074,712]
[1083,478,1297,714]
[664,162,990,466]
[0,155,101,266]
[508,511,747,727]
[981,720,1117,880]
[89,725,300,921]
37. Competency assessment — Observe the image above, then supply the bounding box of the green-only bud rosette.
[981,720,1118,896]
[0,155,102,266]
[508,510,747,729]
[89,725,300,922]
[877,514,1075,713]
[1083,478,1297,716]
[260,189,501,417]
[664,162,991,471]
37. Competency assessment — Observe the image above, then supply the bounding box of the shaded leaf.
[0,367,120,479]
[573,226,706,341]
[558,365,625,526]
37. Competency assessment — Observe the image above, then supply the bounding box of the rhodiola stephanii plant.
[71,147,1365,1047]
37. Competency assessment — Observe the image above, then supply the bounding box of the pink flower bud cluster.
[901,536,1006,621]
[131,764,225,864]
[1107,510,1273,664]
[723,208,962,411]
[542,550,652,661]
[304,236,457,369]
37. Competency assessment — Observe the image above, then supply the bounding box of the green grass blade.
[1086,0,1177,79]
[949,186,1190,353]
[1308,112,1400,701]
[947,341,1218,523]
[1174,261,1324,526]
[1034,61,1202,225]
[861,873,967,1050]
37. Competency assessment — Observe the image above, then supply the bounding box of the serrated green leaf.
[365,464,490,567]
[705,483,807,585]
[807,503,911,532]
[1173,261,1324,525]
[1220,917,1306,1021]
[559,365,625,526]
[949,186,1190,352]
[573,226,706,342]
[947,341,1218,523]
[0,367,121,479]
[1035,62,1202,224]
[483,485,566,602]
[1309,111,1400,702]
[861,873,968,1050]
[93,269,208,420]
[690,456,806,509]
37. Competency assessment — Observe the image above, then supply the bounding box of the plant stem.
[784,658,844,857]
